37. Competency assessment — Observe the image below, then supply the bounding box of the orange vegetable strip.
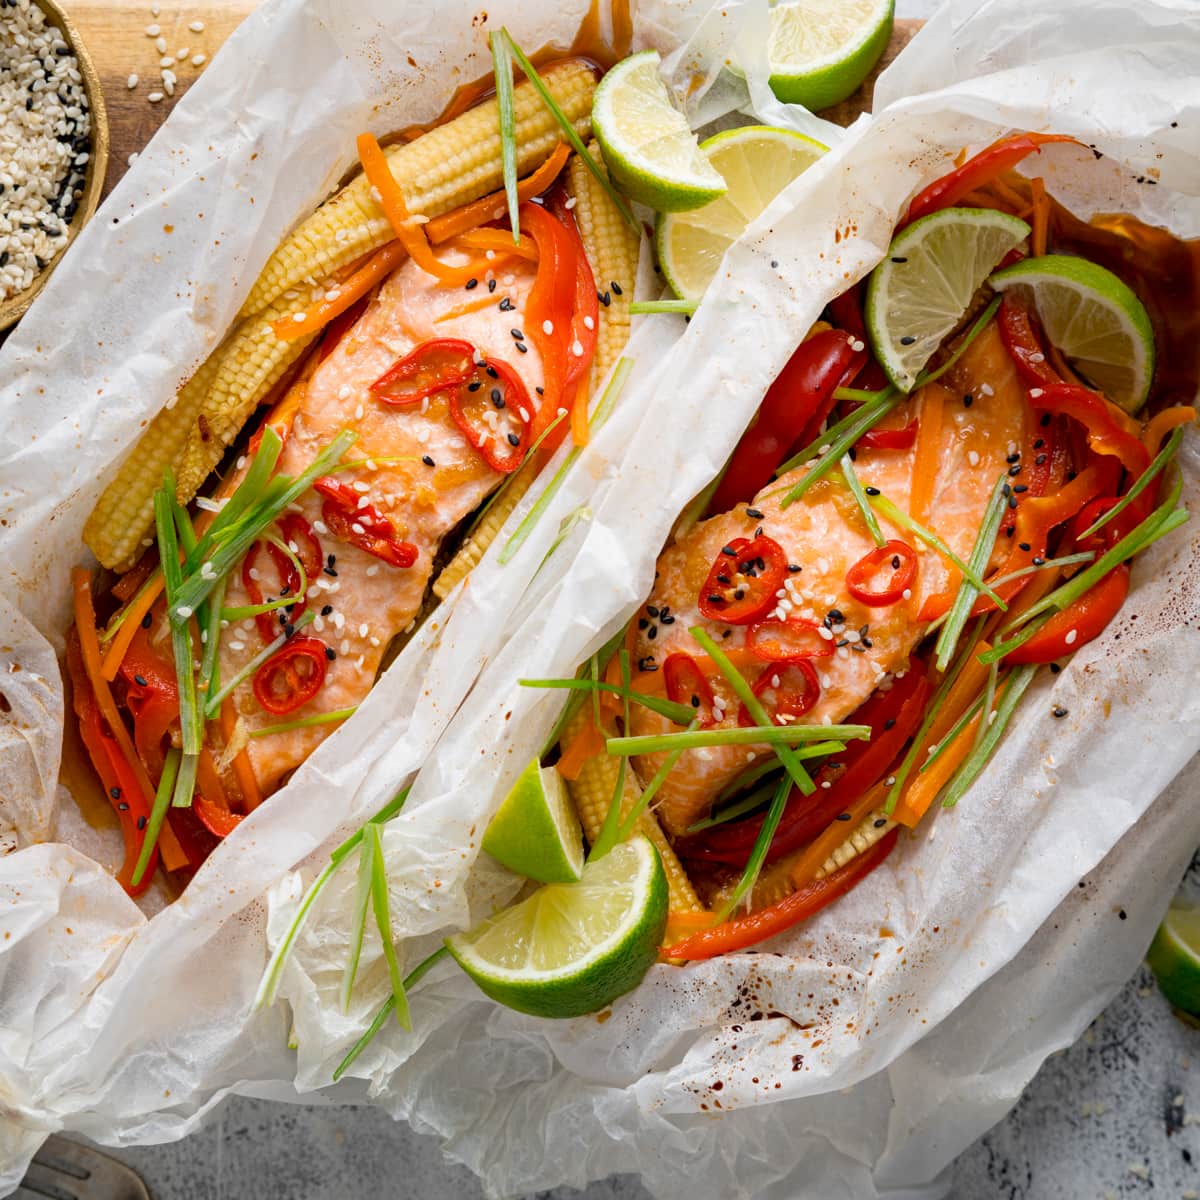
[1144,405,1195,456]
[101,573,166,680]
[453,229,540,261]
[1030,176,1049,258]
[600,618,637,714]
[555,716,605,780]
[220,696,264,812]
[789,780,889,889]
[892,709,984,827]
[570,377,590,448]
[909,382,947,527]
[425,142,571,245]
[433,292,513,324]
[926,639,992,748]
[272,240,407,341]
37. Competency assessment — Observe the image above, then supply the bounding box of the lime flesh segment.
[1147,903,1200,1016]
[866,206,1031,391]
[447,837,668,1018]
[482,758,584,884]
[988,253,1156,413]
[768,0,894,110]
[657,125,827,302]
[592,50,726,213]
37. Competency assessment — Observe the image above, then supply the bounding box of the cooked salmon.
[629,321,1027,835]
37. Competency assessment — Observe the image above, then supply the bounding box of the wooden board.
[64,0,919,198]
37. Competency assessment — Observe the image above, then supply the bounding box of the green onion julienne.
[840,454,886,547]
[502,29,638,231]
[933,472,1009,672]
[130,746,181,887]
[341,835,375,1013]
[366,821,413,1031]
[204,610,315,719]
[489,30,520,244]
[715,774,790,922]
[519,677,695,725]
[607,727,857,755]
[613,719,700,848]
[249,706,358,739]
[685,777,777,834]
[590,649,632,861]
[1077,425,1184,542]
[630,299,698,315]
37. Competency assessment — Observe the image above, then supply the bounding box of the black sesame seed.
[647,625,657,640]
[610,280,623,295]
[836,812,852,821]
[598,290,611,307]
[638,618,649,630]
[464,278,478,290]
[117,801,129,812]
[1033,556,1045,566]
[788,563,802,573]
[1119,909,1127,920]
[1040,412,1052,427]
[515,342,528,353]
[325,646,336,661]
[467,380,482,391]
[141,612,153,628]
[745,507,765,519]
[828,609,844,623]
[1033,438,1045,449]
[1018,542,1032,552]
[110,787,122,800]
[510,328,524,340]
[891,256,908,263]
[283,623,296,637]
[320,605,333,615]
[891,555,900,569]
[647,605,660,617]
[486,365,498,379]
[1052,705,1068,718]
[491,387,502,405]
[1012,484,1028,493]
[136,815,147,830]
[661,614,675,624]
[865,486,880,496]
[507,432,520,446]
[883,718,896,731]
[1005,525,1016,537]
[963,394,973,407]
[899,335,916,346]
[1049,662,1062,674]
[133,674,148,687]
[721,545,737,557]
[422,454,435,467]
[499,297,514,312]
[873,818,888,828]
[488,279,497,293]
[1006,452,1021,464]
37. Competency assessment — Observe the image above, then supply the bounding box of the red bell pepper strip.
[681,664,929,868]
[738,660,821,726]
[252,635,330,715]
[1030,383,1150,478]
[698,533,789,625]
[313,477,418,568]
[448,355,534,474]
[548,192,599,393]
[663,828,900,960]
[165,804,221,870]
[709,330,865,513]
[194,794,245,840]
[902,132,1078,227]
[1004,562,1130,665]
[66,631,157,896]
[997,296,1061,389]
[746,615,834,663]
[846,540,918,607]
[662,653,717,729]
[119,623,180,778]
[858,419,918,451]
[369,338,477,406]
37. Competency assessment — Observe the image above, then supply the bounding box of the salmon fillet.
[214,251,545,794]
[630,321,1027,835]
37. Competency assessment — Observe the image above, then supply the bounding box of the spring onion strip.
[630,299,698,315]
[175,429,355,618]
[690,625,818,796]
[538,625,627,758]
[332,946,450,1082]
[715,756,787,807]
[254,786,412,1011]
[988,552,1095,589]
[197,576,227,709]
[613,719,700,847]
[974,661,999,752]
[685,778,778,834]
[99,567,164,643]
[840,455,887,547]
[1078,426,1185,542]
[502,30,638,231]
[589,651,632,861]
[222,593,304,621]
[249,706,358,738]
[366,822,412,1031]
[490,31,520,244]
[916,296,1002,389]
[608,724,858,753]
[203,610,315,718]
[519,678,695,725]
[774,387,898,479]
[340,837,374,1013]
[918,691,986,774]
[715,774,791,922]
[538,505,592,570]
[884,617,985,815]
[130,746,180,887]
[500,357,633,564]
[941,666,1038,807]
[934,472,1009,671]
[870,494,1007,607]
[832,387,884,403]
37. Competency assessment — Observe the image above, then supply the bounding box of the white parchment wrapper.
[270,1,1200,1197]
[0,0,1198,1196]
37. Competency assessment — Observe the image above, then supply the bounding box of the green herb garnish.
[630,299,697,315]
[490,30,520,244]
[203,609,315,719]
[1077,426,1185,542]
[714,774,790,921]
[366,821,412,1031]
[130,746,180,887]
[341,835,374,1013]
[249,706,358,738]
[519,677,695,725]
[606,728,859,755]
[840,454,886,547]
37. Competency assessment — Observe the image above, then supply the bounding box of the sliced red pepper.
[165,804,221,870]
[846,540,917,607]
[194,794,245,839]
[858,419,918,451]
[746,615,834,663]
[368,338,477,405]
[313,476,418,568]
[663,828,900,960]
[449,355,534,474]
[242,542,283,644]
[548,191,600,391]
[662,653,717,729]
[1005,563,1130,665]
[698,534,789,625]
[709,330,865,513]
[1030,383,1150,477]
[902,132,1078,227]
[252,635,329,715]
[997,296,1061,389]
[119,623,180,777]
[738,661,821,726]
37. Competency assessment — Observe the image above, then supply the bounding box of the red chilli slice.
[746,615,834,663]
[662,653,717,728]
[369,338,477,405]
[448,356,533,474]
[738,660,821,726]
[252,636,329,715]
[846,540,917,607]
[698,533,789,625]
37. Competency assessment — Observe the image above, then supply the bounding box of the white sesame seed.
[147,91,164,103]
[542,319,554,335]
[351,522,365,535]
[354,403,364,420]
[968,450,980,467]
[127,152,139,165]
[229,640,245,652]
[817,626,833,641]
[160,56,175,69]
[176,605,194,619]
[1065,628,1078,645]
[176,48,189,61]
[155,36,167,54]
[564,196,576,209]
[358,623,369,638]
[1030,387,1044,399]
[292,312,306,323]
[571,340,584,357]
[144,23,161,36]
[352,480,369,493]
[902,588,912,600]
[980,383,994,396]
[192,54,207,67]
[189,20,206,32]
[127,73,139,89]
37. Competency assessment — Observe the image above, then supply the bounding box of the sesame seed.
[1065,629,1078,645]
[144,23,161,36]
[192,54,207,67]
[127,73,139,89]
[189,20,206,32]
[1052,705,1069,718]
[155,35,167,53]
[899,335,916,345]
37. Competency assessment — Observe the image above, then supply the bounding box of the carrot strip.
[433,292,513,324]
[570,377,590,448]
[892,709,983,827]
[789,779,890,889]
[1144,405,1196,455]
[426,142,571,245]
[1030,176,1049,258]
[909,382,947,527]
[272,240,407,341]
[453,229,540,261]
[927,640,992,747]
[220,696,264,812]
[555,716,605,780]
[101,573,166,680]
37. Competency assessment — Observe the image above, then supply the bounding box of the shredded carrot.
[983,172,1031,214]
[908,382,947,527]
[196,748,229,810]
[891,709,983,828]
[790,779,889,889]
[111,556,154,603]
[556,716,605,780]
[569,376,590,448]
[433,291,514,324]
[927,640,992,747]
[220,697,264,812]
[453,229,540,261]
[272,240,407,341]
[101,572,165,680]
[1144,405,1196,455]
[426,142,571,245]
[1030,175,1049,258]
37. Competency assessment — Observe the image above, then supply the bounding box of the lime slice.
[447,836,668,1018]
[592,50,727,213]
[768,0,895,110]
[988,254,1156,413]
[482,758,584,885]
[1147,902,1200,1017]
[656,125,827,302]
[866,206,1031,391]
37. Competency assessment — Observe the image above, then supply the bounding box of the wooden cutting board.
[64,0,919,198]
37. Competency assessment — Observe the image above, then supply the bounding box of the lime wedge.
[768,0,894,110]
[656,125,827,302]
[592,50,727,213]
[989,254,1156,412]
[482,758,584,884]
[1147,902,1200,1017]
[446,836,668,1018]
[866,206,1031,391]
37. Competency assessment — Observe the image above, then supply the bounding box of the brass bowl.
[0,0,109,332]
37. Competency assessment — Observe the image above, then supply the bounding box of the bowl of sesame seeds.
[0,0,107,330]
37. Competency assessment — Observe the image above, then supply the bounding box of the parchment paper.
[0,0,1197,1196]
[270,1,1200,1197]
